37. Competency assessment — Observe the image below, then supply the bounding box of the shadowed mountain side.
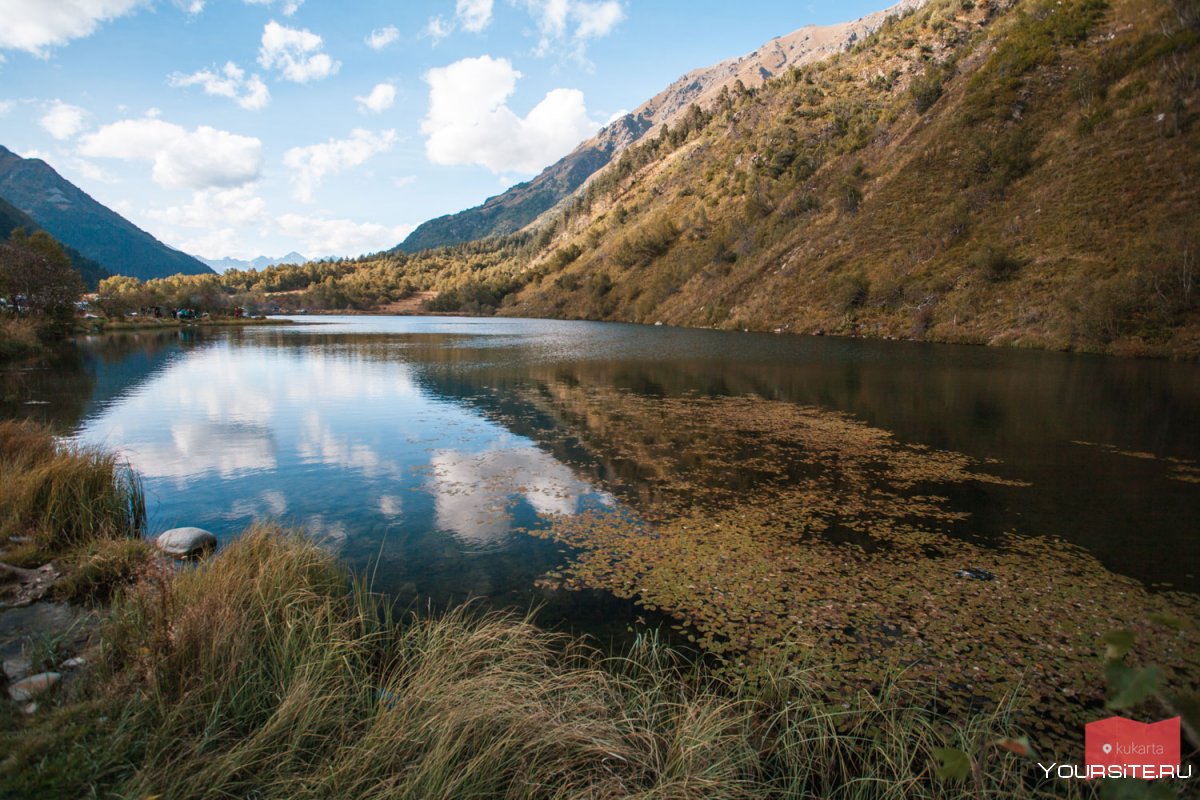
[0,195,109,290]
[0,146,213,281]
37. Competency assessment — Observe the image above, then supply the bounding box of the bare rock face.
[155,527,217,558]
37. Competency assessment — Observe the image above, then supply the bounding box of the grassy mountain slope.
[500,0,1199,356]
[0,146,213,282]
[396,0,928,253]
[0,195,110,291]
[123,0,1199,357]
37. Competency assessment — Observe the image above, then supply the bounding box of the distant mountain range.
[0,194,110,290]
[0,145,213,282]
[200,253,309,272]
[395,0,925,253]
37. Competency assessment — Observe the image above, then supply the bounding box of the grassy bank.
[0,423,1173,798]
[94,316,293,332]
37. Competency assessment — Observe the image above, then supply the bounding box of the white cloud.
[0,100,15,116]
[422,0,492,43]
[39,100,88,140]
[19,148,54,162]
[276,214,413,258]
[175,228,254,260]
[573,1,624,38]
[258,20,339,83]
[67,157,117,183]
[0,0,146,57]
[457,0,493,32]
[422,55,598,174]
[282,128,396,202]
[79,117,263,189]
[520,0,624,57]
[356,83,395,114]
[395,175,417,188]
[169,62,270,110]
[149,187,266,228]
[365,25,399,50]
[425,16,452,43]
[175,0,204,14]
[244,0,303,15]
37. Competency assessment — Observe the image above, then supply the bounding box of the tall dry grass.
[0,525,1087,799]
[0,420,145,559]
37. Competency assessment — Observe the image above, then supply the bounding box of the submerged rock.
[8,671,60,702]
[955,568,996,581]
[156,527,217,558]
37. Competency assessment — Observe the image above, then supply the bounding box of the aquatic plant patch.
[527,391,1200,754]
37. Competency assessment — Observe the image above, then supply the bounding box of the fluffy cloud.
[258,21,339,83]
[169,62,270,110]
[573,1,624,38]
[283,128,396,202]
[244,0,302,15]
[78,118,263,189]
[0,101,14,116]
[521,0,624,56]
[457,0,494,32]
[148,187,266,228]
[422,55,598,174]
[174,228,255,260]
[424,16,452,43]
[365,25,399,50]
[176,0,300,16]
[276,214,413,258]
[39,100,88,140]
[356,83,395,114]
[423,0,493,44]
[0,0,146,57]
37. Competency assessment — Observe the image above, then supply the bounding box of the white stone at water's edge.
[155,527,217,557]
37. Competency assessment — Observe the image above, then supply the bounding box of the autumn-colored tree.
[0,229,85,329]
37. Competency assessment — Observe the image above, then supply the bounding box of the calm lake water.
[3,316,1198,643]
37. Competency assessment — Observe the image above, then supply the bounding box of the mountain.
[0,146,213,281]
[0,195,110,290]
[396,0,928,253]
[495,0,1200,356]
[201,252,309,272]
[307,0,1197,356]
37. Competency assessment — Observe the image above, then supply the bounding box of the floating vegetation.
[1072,440,1200,485]
[529,391,1200,752]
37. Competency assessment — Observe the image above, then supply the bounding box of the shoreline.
[89,316,295,332]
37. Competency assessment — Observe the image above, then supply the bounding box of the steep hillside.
[397,0,929,252]
[502,0,1200,357]
[0,195,110,290]
[115,0,1200,357]
[0,146,212,281]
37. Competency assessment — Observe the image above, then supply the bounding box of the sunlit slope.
[396,0,929,252]
[502,0,1199,356]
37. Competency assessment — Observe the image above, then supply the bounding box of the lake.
[3,316,1198,740]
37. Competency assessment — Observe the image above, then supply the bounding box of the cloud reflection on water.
[426,445,610,545]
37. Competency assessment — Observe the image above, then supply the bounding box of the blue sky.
[0,0,888,262]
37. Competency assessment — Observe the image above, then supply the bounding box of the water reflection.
[129,420,277,483]
[427,444,610,545]
[5,316,1197,608]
